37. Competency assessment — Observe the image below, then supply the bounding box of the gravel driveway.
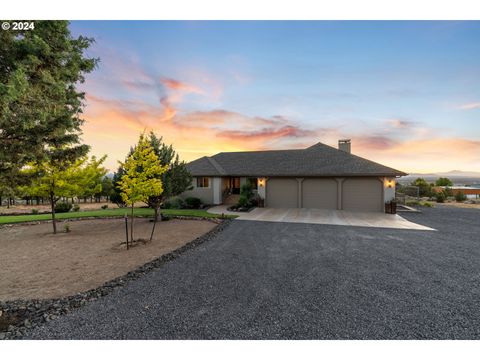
[26,207,480,339]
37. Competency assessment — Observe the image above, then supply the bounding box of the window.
[248,177,258,190]
[196,177,209,188]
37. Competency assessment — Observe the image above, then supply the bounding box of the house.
[182,140,407,212]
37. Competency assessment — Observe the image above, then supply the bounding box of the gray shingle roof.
[186,142,407,177]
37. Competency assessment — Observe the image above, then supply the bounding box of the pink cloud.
[160,77,203,95]
[458,102,480,110]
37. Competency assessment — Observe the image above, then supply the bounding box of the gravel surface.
[25,207,480,339]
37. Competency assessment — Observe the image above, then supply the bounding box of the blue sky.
[70,21,480,172]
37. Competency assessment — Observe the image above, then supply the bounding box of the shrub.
[435,192,446,203]
[163,197,185,209]
[64,223,70,233]
[406,200,420,207]
[420,201,433,207]
[72,204,80,212]
[184,197,202,209]
[455,191,467,202]
[31,209,39,214]
[161,200,172,209]
[240,183,254,200]
[444,187,453,197]
[237,195,250,208]
[101,204,108,210]
[54,202,72,213]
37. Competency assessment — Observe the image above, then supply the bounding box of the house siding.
[180,177,214,205]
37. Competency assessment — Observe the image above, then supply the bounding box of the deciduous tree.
[20,155,107,233]
[435,177,453,187]
[118,134,168,246]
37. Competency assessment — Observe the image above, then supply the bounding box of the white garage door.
[266,178,298,208]
[342,178,383,212]
[302,178,338,209]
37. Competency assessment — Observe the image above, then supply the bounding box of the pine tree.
[0,21,97,189]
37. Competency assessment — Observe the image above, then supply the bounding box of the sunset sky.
[70,21,480,173]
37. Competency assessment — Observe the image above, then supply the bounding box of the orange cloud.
[352,137,480,173]
[217,126,311,141]
[160,77,203,94]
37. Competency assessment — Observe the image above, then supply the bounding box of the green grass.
[0,207,236,225]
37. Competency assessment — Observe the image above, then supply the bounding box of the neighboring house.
[182,139,407,212]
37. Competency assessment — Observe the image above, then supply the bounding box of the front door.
[229,177,241,194]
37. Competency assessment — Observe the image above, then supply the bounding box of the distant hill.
[399,170,480,186]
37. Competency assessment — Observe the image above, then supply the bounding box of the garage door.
[266,178,298,208]
[302,178,337,209]
[342,178,383,212]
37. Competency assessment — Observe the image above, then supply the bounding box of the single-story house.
[182,139,407,212]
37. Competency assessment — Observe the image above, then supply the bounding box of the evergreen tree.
[0,21,97,188]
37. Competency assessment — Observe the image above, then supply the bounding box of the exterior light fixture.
[385,179,395,188]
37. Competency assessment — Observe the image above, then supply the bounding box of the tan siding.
[180,177,214,205]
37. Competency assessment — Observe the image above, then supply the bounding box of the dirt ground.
[0,202,113,214]
[0,218,216,301]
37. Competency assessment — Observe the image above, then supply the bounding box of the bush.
[184,197,202,209]
[162,197,185,209]
[54,202,72,213]
[161,200,172,209]
[101,204,108,210]
[240,183,253,199]
[237,195,250,208]
[435,192,446,203]
[406,200,420,206]
[455,191,467,202]
[31,209,39,214]
[73,204,80,212]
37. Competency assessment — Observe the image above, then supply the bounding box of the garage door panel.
[302,178,337,209]
[267,178,298,208]
[343,178,383,212]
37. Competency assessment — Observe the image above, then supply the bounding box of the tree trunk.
[149,207,160,242]
[51,195,57,234]
[130,204,134,247]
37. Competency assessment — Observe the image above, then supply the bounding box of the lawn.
[0,207,236,225]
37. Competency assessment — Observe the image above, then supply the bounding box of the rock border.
[0,217,232,340]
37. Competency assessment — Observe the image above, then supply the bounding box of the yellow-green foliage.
[20,156,107,200]
[118,134,168,206]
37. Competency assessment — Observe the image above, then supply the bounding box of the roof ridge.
[206,156,227,175]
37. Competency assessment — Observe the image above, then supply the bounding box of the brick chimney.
[338,139,351,153]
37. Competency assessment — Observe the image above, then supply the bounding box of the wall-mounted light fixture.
[258,178,265,187]
[385,179,395,188]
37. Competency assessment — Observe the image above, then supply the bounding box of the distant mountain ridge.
[399,170,480,186]
[405,170,480,178]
